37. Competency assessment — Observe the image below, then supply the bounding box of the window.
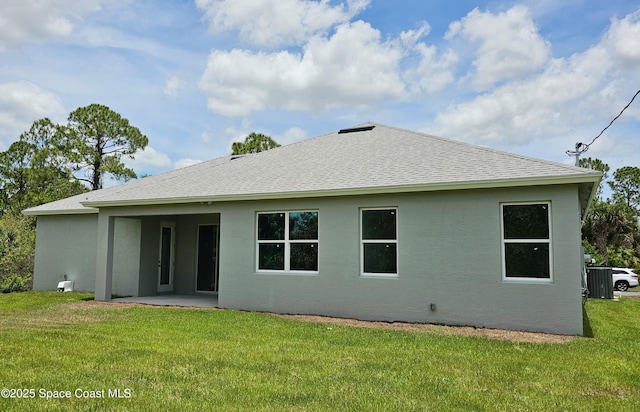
[257,211,318,272]
[361,208,397,276]
[501,202,552,280]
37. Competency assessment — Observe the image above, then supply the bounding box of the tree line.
[580,158,640,268]
[0,104,148,291]
[0,105,279,292]
[1,104,149,215]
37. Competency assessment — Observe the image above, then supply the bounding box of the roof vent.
[230,155,244,160]
[338,125,375,134]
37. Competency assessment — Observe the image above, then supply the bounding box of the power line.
[567,89,640,165]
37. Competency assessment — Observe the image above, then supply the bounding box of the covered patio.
[112,294,218,308]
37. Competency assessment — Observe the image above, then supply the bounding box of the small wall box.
[57,281,74,292]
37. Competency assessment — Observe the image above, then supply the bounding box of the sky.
[0,0,639,189]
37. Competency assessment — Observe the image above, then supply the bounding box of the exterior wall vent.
[338,125,375,134]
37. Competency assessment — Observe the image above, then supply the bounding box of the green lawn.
[1,292,639,411]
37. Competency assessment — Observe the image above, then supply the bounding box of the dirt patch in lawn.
[64,301,134,309]
[1,301,122,329]
[67,301,574,344]
[64,300,221,311]
[275,314,575,344]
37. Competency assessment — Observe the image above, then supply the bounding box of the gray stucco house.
[24,123,601,335]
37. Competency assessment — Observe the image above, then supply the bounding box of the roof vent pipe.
[338,125,375,134]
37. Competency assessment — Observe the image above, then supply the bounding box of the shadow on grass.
[582,305,594,338]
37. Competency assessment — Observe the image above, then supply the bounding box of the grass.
[0,292,639,411]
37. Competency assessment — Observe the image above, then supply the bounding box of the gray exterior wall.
[40,184,585,335]
[112,218,141,297]
[138,217,165,297]
[216,185,584,335]
[34,215,142,295]
[33,214,99,292]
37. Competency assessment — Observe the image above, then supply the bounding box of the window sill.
[360,273,399,279]
[502,277,553,285]
[255,271,319,276]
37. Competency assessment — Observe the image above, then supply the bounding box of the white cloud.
[74,25,193,60]
[0,0,102,50]
[199,21,410,116]
[277,127,308,145]
[195,0,370,47]
[223,120,254,147]
[433,46,612,145]
[404,44,458,95]
[396,23,458,95]
[201,131,213,143]
[0,81,66,148]
[197,4,461,118]
[603,10,640,70]
[174,158,203,169]
[399,23,431,47]
[432,9,640,147]
[163,76,187,97]
[446,6,551,90]
[124,146,172,170]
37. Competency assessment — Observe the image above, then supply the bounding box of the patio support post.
[95,214,115,301]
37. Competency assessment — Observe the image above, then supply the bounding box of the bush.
[605,245,640,269]
[583,240,640,270]
[0,213,35,289]
[0,273,32,293]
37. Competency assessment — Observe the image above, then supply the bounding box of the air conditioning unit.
[586,267,613,299]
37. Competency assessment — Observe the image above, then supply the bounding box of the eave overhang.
[80,173,602,209]
[22,207,99,216]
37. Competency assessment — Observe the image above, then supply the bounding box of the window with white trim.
[257,211,318,272]
[501,202,552,280]
[361,208,398,276]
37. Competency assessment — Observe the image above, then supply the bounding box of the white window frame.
[360,207,398,278]
[500,201,553,283]
[256,211,319,274]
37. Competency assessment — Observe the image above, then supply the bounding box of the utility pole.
[566,142,587,166]
[567,90,640,166]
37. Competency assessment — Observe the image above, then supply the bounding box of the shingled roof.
[23,122,601,216]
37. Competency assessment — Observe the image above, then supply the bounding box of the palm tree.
[582,201,636,265]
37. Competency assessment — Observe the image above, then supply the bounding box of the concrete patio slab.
[112,294,218,308]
